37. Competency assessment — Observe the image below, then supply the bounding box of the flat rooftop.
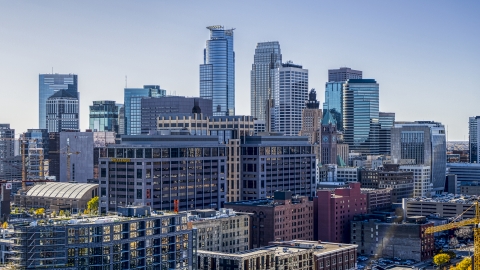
[405,194,480,204]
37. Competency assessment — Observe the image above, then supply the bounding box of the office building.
[469,116,480,163]
[343,79,380,154]
[39,74,78,129]
[98,132,226,213]
[0,124,16,181]
[197,240,357,270]
[189,209,252,253]
[57,131,94,183]
[314,182,367,243]
[240,135,315,200]
[323,82,344,131]
[379,112,395,155]
[225,191,314,248]
[141,97,212,134]
[351,214,434,261]
[403,195,480,218]
[250,41,282,123]
[124,85,166,135]
[317,164,359,183]
[200,25,235,116]
[118,104,125,135]
[361,188,392,213]
[157,113,254,202]
[320,110,338,165]
[359,164,414,203]
[10,207,195,269]
[273,62,309,136]
[445,174,459,194]
[399,165,431,197]
[391,121,447,193]
[89,100,119,132]
[328,67,362,82]
[46,90,79,132]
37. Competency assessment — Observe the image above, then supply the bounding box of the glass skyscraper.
[379,112,395,155]
[89,100,119,132]
[200,25,235,116]
[273,62,309,136]
[39,74,78,129]
[342,79,380,154]
[469,116,479,163]
[323,82,344,131]
[124,85,165,135]
[250,41,282,122]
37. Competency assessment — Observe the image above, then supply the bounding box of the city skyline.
[0,1,479,140]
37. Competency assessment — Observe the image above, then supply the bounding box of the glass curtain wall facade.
[273,62,308,136]
[250,41,282,122]
[342,79,380,154]
[200,25,235,116]
[379,112,395,155]
[89,100,119,132]
[323,82,344,131]
[469,116,479,163]
[124,85,166,135]
[39,74,78,129]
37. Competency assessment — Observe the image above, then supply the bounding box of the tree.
[440,250,457,260]
[51,211,57,218]
[434,253,451,268]
[2,222,8,229]
[59,210,65,217]
[34,208,45,216]
[28,208,34,214]
[455,227,473,240]
[87,196,99,213]
[455,257,472,270]
[65,210,70,217]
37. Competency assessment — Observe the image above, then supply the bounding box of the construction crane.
[425,201,480,269]
[49,138,80,182]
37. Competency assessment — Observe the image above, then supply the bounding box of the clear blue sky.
[0,1,478,140]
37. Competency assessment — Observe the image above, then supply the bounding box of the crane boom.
[425,218,477,234]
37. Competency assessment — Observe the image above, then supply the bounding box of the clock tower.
[321,110,337,165]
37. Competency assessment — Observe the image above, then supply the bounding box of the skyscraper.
[391,121,447,194]
[469,116,479,163]
[39,74,78,129]
[273,62,309,136]
[343,79,379,154]
[299,89,322,144]
[200,25,235,116]
[0,124,14,159]
[89,100,119,132]
[328,67,362,82]
[124,85,166,135]
[323,67,362,131]
[379,112,395,155]
[250,41,282,123]
[46,90,79,132]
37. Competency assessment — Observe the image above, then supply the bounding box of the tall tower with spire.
[320,110,338,165]
[300,89,322,158]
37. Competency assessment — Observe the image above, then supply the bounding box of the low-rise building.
[14,182,98,213]
[403,194,480,218]
[197,240,357,270]
[189,208,252,253]
[350,214,434,261]
[9,206,195,269]
[225,191,314,248]
[399,165,432,197]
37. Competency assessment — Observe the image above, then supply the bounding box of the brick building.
[314,182,367,243]
[225,191,314,248]
[361,188,392,213]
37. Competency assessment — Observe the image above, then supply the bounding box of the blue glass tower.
[200,25,235,116]
[323,82,344,131]
[124,85,165,135]
[343,79,380,154]
[39,74,78,129]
